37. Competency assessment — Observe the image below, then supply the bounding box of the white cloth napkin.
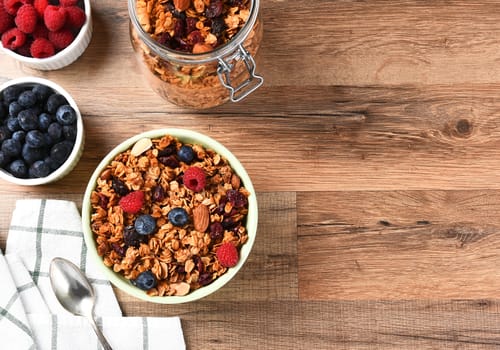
[0,199,186,350]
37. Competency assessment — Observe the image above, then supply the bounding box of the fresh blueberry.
[7,159,28,178]
[1,139,21,157]
[134,214,157,235]
[25,130,46,148]
[0,125,12,143]
[22,144,45,164]
[32,84,52,103]
[62,124,77,141]
[46,94,68,114]
[0,150,9,167]
[8,101,22,118]
[177,145,195,164]
[55,105,77,125]
[18,109,39,131]
[38,113,52,130]
[132,270,157,290]
[12,130,25,143]
[17,90,37,108]
[123,225,146,247]
[167,207,189,226]
[43,156,58,170]
[50,141,73,167]
[47,122,62,142]
[29,160,51,178]
[2,86,21,103]
[6,117,21,132]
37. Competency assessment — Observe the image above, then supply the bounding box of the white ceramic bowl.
[82,129,258,303]
[0,0,93,70]
[0,77,85,185]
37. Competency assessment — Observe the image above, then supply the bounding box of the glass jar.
[128,0,264,109]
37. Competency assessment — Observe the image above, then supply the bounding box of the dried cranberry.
[112,243,125,257]
[174,18,186,38]
[159,155,180,168]
[198,272,213,286]
[177,265,186,274]
[187,30,204,45]
[97,193,108,209]
[152,185,165,202]
[226,189,247,208]
[211,16,226,36]
[186,17,197,34]
[222,217,237,230]
[123,225,145,248]
[214,197,227,214]
[112,178,129,196]
[158,143,177,157]
[158,32,173,47]
[205,0,223,18]
[209,222,224,241]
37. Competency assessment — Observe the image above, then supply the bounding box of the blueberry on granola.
[168,207,189,227]
[134,214,157,235]
[177,145,194,164]
[132,270,157,290]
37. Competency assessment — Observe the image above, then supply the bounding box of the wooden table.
[3,0,500,348]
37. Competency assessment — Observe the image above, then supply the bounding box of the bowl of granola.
[82,129,257,303]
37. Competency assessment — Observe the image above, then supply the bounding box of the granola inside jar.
[128,0,263,109]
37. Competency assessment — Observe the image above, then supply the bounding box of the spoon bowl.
[49,257,113,350]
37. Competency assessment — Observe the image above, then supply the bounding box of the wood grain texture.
[2,0,500,348]
[298,190,500,299]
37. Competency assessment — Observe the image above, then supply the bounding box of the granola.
[129,0,263,108]
[89,134,250,297]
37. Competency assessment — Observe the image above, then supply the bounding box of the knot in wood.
[455,119,472,137]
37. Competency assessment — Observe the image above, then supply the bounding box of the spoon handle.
[87,316,113,350]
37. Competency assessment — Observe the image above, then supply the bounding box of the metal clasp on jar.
[217,44,263,103]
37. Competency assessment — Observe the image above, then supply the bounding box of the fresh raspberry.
[119,191,144,214]
[0,3,14,35]
[1,26,25,49]
[15,36,30,55]
[14,4,37,33]
[43,5,66,31]
[183,166,206,192]
[33,0,47,17]
[48,27,73,49]
[64,5,84,29]
[31,21,47,38]
[3,0,29,16]
[216,242,239,268]
[29,36,54,57]
[59,0,78,6]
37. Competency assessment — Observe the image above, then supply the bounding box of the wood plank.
[4,83,500,192]
[298,190,500,299]
[118,299,500,349]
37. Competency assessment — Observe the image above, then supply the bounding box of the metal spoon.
[49,257,113,350]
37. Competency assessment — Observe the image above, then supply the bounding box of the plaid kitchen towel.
[0,199,186,350]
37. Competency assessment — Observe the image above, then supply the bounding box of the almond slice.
[171,282,190,296]
[131,137,153,157]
